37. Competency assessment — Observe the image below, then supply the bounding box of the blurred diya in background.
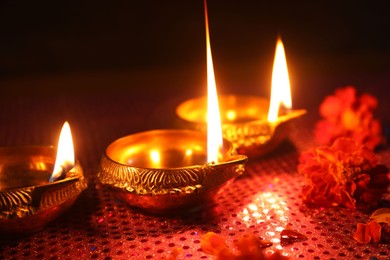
[177,38,306,157]
[0,122,87,237]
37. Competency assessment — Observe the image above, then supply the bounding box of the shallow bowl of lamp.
[98,129,247,214]
[176,94,306,157]
[0,146,87,238]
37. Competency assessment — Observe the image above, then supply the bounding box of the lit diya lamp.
[177,34,306,157]
[0,122,87,237]
[98,2,247,214]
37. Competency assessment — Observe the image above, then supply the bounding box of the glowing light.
[226,110,237,121]
[275,244,283,250]
[266,231,276,237]
[204,0,223,163]
[239,192,289,227]
[50,122,75,182]
[268,37,292,122]
[248,204,258,211]
[252,212,261,218]
[150,150,161,167]
[275,226,284,232]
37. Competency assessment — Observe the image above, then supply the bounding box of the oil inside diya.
[98,129,247,214]
[176,94,306,157]
[0,146,86,237]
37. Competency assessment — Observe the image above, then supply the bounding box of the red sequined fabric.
[0,92,389,259]
[0,97,388,259]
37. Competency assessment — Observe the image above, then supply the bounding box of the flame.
[50,121,75,182]
[267,37,292,122]
[204,0,223,163]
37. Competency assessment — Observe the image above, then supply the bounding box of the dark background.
[1,1,389,91]
[1,3,390,259]
[0,0,389,151]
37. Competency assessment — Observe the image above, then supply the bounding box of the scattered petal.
[201,232,229,256]
[369,208,390,225]
[280,228,307,245]
[353,220,382,244]
[368,221,382,242]
[201,232,288,259]
[258,239,274,248]
[163,247,182,260]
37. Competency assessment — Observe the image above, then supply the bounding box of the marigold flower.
[315,86,383,150]
[298,137,389,209]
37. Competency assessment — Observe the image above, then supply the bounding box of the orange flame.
[267,37,292,122]
[50,121,75,182]
[204,0,223,163]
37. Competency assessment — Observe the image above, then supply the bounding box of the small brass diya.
[0,146,87,237]
[98,129,247,214]
[176,95,306,157]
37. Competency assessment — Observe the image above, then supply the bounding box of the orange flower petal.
[163,247,182,260]
[280,228,308,245]
[201,232,229,256]
[353,222,370,244]
[353,220,382,244]
[367,221,382,243]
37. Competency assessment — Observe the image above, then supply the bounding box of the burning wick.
[49,121,75,182]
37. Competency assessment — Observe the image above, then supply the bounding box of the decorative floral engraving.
[0,161,86,219]
[40,181,84,210]
[0,188,33,209]
[224,123,272,147]
[0,188,35,218]
[99,156,205,195]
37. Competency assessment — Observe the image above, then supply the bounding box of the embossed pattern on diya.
[0,146,87,237]
[98,129,247,213]
[176,95,306,157]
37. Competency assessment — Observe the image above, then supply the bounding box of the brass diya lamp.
[0,122,87,237]
[98,129,247,214]
[177,38,306,157]
[98,5,254,214]
[99,4,249,214]
[176,95,306,157]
